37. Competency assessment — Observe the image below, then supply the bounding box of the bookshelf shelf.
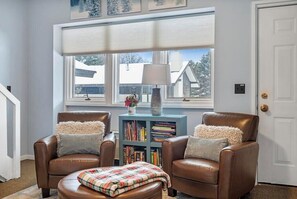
[119,113,187,167]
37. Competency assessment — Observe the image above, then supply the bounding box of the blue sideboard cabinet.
[119,113,187,166]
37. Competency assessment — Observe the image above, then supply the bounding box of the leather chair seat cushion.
[172,158,219,184]
[49,154,100,175]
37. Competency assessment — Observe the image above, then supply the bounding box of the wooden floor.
[1,160,297,199]
[0,160,36,198]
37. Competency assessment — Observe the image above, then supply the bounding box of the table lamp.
[142,64,171,116]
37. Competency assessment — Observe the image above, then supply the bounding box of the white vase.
[128,106,136,115]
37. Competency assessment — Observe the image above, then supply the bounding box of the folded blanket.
[77,161,171,197]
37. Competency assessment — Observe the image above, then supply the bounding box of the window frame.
[163,49,215,108]
[64,55,111,106]
[64,49,214,109]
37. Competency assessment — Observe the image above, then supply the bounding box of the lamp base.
[151,88,162,116]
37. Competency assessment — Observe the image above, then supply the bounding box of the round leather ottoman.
[58,170,163,199]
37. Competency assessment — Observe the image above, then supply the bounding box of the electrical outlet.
[235,84,245,94]
[7,86,11,92]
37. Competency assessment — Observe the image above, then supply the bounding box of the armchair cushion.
[48,154,100,175]
[194,124,243,145]
[57,133,103,157]
[184,136,228,162]
[172,159,219,184]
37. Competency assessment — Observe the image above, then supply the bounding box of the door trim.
[251,0,297,115]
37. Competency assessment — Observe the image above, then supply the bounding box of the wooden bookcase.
[119,113,187,166]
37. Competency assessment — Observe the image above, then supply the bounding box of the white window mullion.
[104,54,113,105]
[64,56,74,102]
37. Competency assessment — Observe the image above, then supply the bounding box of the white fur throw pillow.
[194,124,243,145]
[55,121,105,142]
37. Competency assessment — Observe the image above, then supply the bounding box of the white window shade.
[109,21,155,52]
[62,13,214,55]
[156,15,215,49]
[63,26,107,55]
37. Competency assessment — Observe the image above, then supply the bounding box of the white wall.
[0,0,28,155]
[1,0,255,155]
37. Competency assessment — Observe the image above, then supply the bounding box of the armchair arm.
[218,141,259,199]
[33,135,58,188]
[162,136,189,180]
[100,132,116,167]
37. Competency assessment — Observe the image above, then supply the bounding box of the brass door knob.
[261,92,268,99]
[260,104,269,112]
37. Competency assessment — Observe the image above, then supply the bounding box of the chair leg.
[167,188,177,197]
[240,192,251,199]
[41,188,50,198]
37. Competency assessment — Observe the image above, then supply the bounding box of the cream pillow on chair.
[56,121,105,134]
[194,124,243,145]
[55,121,105,157]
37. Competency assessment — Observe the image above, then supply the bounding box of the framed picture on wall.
[107,0,141,16]
[148,0,187,11]
[70,0,101,20]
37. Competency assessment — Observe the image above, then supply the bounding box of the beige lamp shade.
[142,64,171,85]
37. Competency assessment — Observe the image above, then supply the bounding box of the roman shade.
[62,13,215,55]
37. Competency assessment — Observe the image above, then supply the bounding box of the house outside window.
[167,48,212,100]
[117,52,153,103]
[73,54,105,99]
[65,48,213,107]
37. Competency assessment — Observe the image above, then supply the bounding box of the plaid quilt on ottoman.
[77,161,171,197]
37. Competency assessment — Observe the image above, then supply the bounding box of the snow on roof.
[75,60,104,85]
[75,61,145,85]
[120,63,144,84]
[75,60,194,85]
[170,61,190,84]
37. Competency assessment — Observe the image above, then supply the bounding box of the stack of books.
[151,122,176,142]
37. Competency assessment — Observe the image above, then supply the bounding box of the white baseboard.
[21,155,34,161]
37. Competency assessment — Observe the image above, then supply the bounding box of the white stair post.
[0,84,20,182]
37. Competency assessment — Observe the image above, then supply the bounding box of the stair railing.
[0,83,20,182]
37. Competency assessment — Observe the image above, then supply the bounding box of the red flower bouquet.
[125,94,139,107]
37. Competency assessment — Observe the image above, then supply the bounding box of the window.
[65,48,213,107]
[63,10,215,108]
[73,54,105,99]
[116,52,153,103]
[167,48,212,100]
[65,54,106,103]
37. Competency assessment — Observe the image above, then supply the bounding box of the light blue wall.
[26,0,70,156]
[214,0,252,113]
[0,0,29,155]
[2,0,255,156]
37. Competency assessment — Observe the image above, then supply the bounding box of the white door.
[258,4,297,186]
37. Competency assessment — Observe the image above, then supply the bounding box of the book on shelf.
[152,121,176,128]
[124,120,147,142]
[150,148,162,167]
[151,126,176,132]
[123,146,146,165]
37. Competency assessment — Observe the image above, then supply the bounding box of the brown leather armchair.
[34,111,116,198]
[162,112,259,199]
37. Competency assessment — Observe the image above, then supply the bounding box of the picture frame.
[148,0,187,11]
[107,0,141,16]
[70,0,101,20]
